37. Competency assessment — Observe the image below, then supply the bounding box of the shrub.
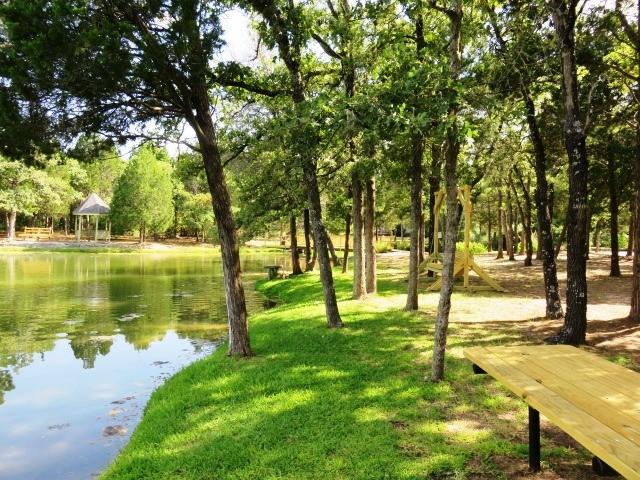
[395,240,411,251]
[375,241,393,253]
[456,241,487,254]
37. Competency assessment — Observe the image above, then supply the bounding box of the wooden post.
[95,216,99,242]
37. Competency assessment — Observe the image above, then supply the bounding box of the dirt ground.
[375,249,640,366]
[456,251,640,366]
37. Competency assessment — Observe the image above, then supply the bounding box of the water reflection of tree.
[0,253,284,373]
[0,369,15,405]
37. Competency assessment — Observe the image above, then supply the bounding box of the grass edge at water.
[99,268,592,480]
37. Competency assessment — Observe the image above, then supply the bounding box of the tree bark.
[628,204,634,257]
[506,188,515,261]
[549,0,589,344]
[522,96,563,316]
[427,143,443,276]
[511,172,532,266]
[352,172,366,299]
[487,200,492,252]
[418,213,425,263]
[406,132,424,311]
[555,217,567,259]
[608,144,621,276]
[342,214,351,274]
[290,216,304,275]
[432,1,463,382]
[307,234,317,271]
[327,234,341,267]
[304,208,312,271]
[7,209,16,241]
[365,176,377,294]
[496,189,504,259]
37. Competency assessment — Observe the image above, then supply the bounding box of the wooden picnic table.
[465,345,640,479]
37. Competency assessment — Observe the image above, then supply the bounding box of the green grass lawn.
[100,267,590,480]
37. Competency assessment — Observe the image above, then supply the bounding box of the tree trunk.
[7,209,16,240]
[365,176,377,294]
[327,234,341,267]
[432,1,463,382]
[342,215,351,273]
[521,94,563,316]
[406,132,424,311]
[192,92,252,356]
[496,189,504,259]
[290,216,304,275]
[304,209,312,271]
[549,0,589,344]
[487,200,492,252]
[427,143,443,276]
[506,188,515,261]
[555,217,567,259]
[513,169,533,266]
[608,143,621,276]
[418,213,425,263]
[628,204,634,257]
[342,214,351,274]
[308,234,317,271]
[303,159,343,327]
[594,219,602,253]
[352,172,366,299]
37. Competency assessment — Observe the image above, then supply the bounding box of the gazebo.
[73,193,111,242]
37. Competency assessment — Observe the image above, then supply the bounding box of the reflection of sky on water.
[0,333,215,479]
[0,252,288,479]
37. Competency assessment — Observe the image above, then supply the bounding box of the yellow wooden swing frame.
[421,184,505,292]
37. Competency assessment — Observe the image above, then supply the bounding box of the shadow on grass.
[101,273,595,480]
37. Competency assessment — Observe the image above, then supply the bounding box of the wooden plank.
[464,346,640,479]
[496,348,640,447]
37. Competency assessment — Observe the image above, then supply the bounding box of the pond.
[0,250,290,480]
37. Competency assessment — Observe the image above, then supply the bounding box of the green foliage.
[110,145,174,239]
[395,240,410,251]
[456,242,487,254]
[182,193,215,241]
[0,159,45,215]
[374,241,393,253]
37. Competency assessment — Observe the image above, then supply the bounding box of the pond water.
[0,250,289,480]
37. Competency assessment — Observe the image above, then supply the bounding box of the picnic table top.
[464,345,640,479]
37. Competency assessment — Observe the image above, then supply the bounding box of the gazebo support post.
[95,216,99,242]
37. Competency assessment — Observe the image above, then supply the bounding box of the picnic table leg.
[472,364,486,374]
[592,457,618,476]
[529,406,541,472]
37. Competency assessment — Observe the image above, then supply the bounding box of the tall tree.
[111,145,174,243]
[0,0,255,354]
[487,5,563,318]
[431,0,463,382]
[548,0,590,343]
[246,0,343,328]
[612,0,640,321]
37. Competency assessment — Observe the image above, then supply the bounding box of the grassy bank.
[100,267,593,480]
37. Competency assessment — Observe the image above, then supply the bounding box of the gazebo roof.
[73,193,111,216]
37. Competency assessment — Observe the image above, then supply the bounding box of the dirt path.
[377,249,640,365]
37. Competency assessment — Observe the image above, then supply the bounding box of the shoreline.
[0,240,288,255]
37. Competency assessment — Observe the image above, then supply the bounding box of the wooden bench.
[19,227,53,239]
[464,345,640,478]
